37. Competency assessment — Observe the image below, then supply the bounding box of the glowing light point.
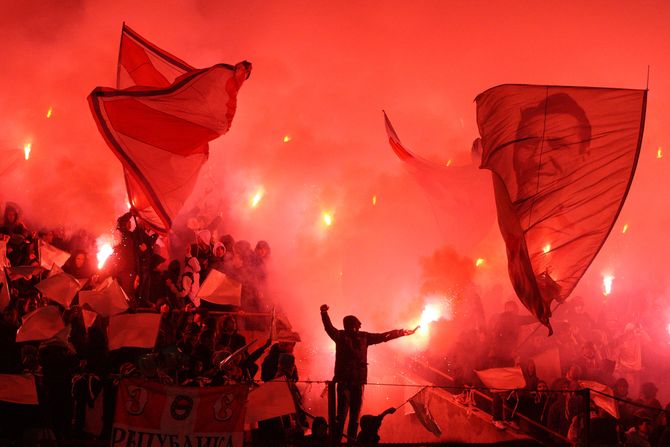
[622,223,629,234]
[372,195,377,206]
[446,159,453,167]
[658,147,663,159]
[250,187,265,208]
[322,212,333,227]
[46,107,53,118]
[602,275,614,296]
[125,200,131,210]
[283,135,292,143]
[23,143,31,160]
[97,243,114,270]
[475,258,485,267]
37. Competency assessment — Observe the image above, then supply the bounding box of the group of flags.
[85,23,647,333]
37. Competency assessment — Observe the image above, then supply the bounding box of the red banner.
[112,379,248,447]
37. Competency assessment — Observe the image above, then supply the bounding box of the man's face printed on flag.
[512,94,592,200]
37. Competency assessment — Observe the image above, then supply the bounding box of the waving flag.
[16,306,65,342]
[108,313,161,350]
[34,272,81,308]
[0,374,38,405]
[408,387,442,437]
[197,268,242,306]
[475,85,646,333]
[89,24,251,233]
[78,278,129,317]
[384,112,495,250]
[38,239,70,270]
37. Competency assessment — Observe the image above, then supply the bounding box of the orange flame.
[542,244,551,254]
[46,107,53,118]
[602,275,614,296]
[283,135,292,143]
[622,223,629,234]
[322,212,333,227]
[250,187,265,208]
[23,143,31,160]
[446,159,453,167]
[475,258,484,267]
[96,241,114,270]
[658,147,663,159]
[372,195,377,206]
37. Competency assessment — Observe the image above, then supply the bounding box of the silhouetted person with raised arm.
[320,304,417,444]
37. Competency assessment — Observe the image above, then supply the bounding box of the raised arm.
[367,326,418,345]
[320,304,339,341]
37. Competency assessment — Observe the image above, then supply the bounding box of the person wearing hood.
[320,304,418,444]
[62,250,94,282]
[209,242,226,272]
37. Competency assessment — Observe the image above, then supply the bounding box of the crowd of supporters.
[3,200,670,446]
[0,203,322,445]
[424,292,670,446]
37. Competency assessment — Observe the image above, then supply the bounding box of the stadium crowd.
[1,201,670,446]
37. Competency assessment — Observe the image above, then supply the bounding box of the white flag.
[196,269,242,306]
[108,313,161,350]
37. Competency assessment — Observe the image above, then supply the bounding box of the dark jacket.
[321,310,404,383]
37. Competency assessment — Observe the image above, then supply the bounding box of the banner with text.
[112,379,248,447]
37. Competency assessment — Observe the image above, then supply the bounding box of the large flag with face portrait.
[475,85,646,333]
[383,112,495,251]
[89,24,251,233]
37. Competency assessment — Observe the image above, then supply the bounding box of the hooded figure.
[320,304,417,443]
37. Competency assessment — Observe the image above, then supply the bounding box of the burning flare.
[602,274,614,296]
[322,211,333,227]
[542,244,551,254]
[658,147,663,159]
[96,238,114,270]
[23,143,31,160]
[250,187,265,208]
[475,258,485,267]
[46,107,53,118]
[372,195,377,206]
[622,223,629,234]
[283,135,292,143]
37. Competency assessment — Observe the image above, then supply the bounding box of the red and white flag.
[245,381,296,424]
[579,380,619,419]
[475,367,526,390]
[113,379,247,446]
[78,278,129,317]
[35,272,81,308]
[476,85,646,332]
[108,313,161,350]
[38,239,71,270]
[197,269,242,307]
[0,374,38,405]
[16,306,65,342]
[89,24,251,233]
[384,112,495,251]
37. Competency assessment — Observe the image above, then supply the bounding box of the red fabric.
[89,24,251,233]
[476,85,646,332]
[384,112,495,250]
